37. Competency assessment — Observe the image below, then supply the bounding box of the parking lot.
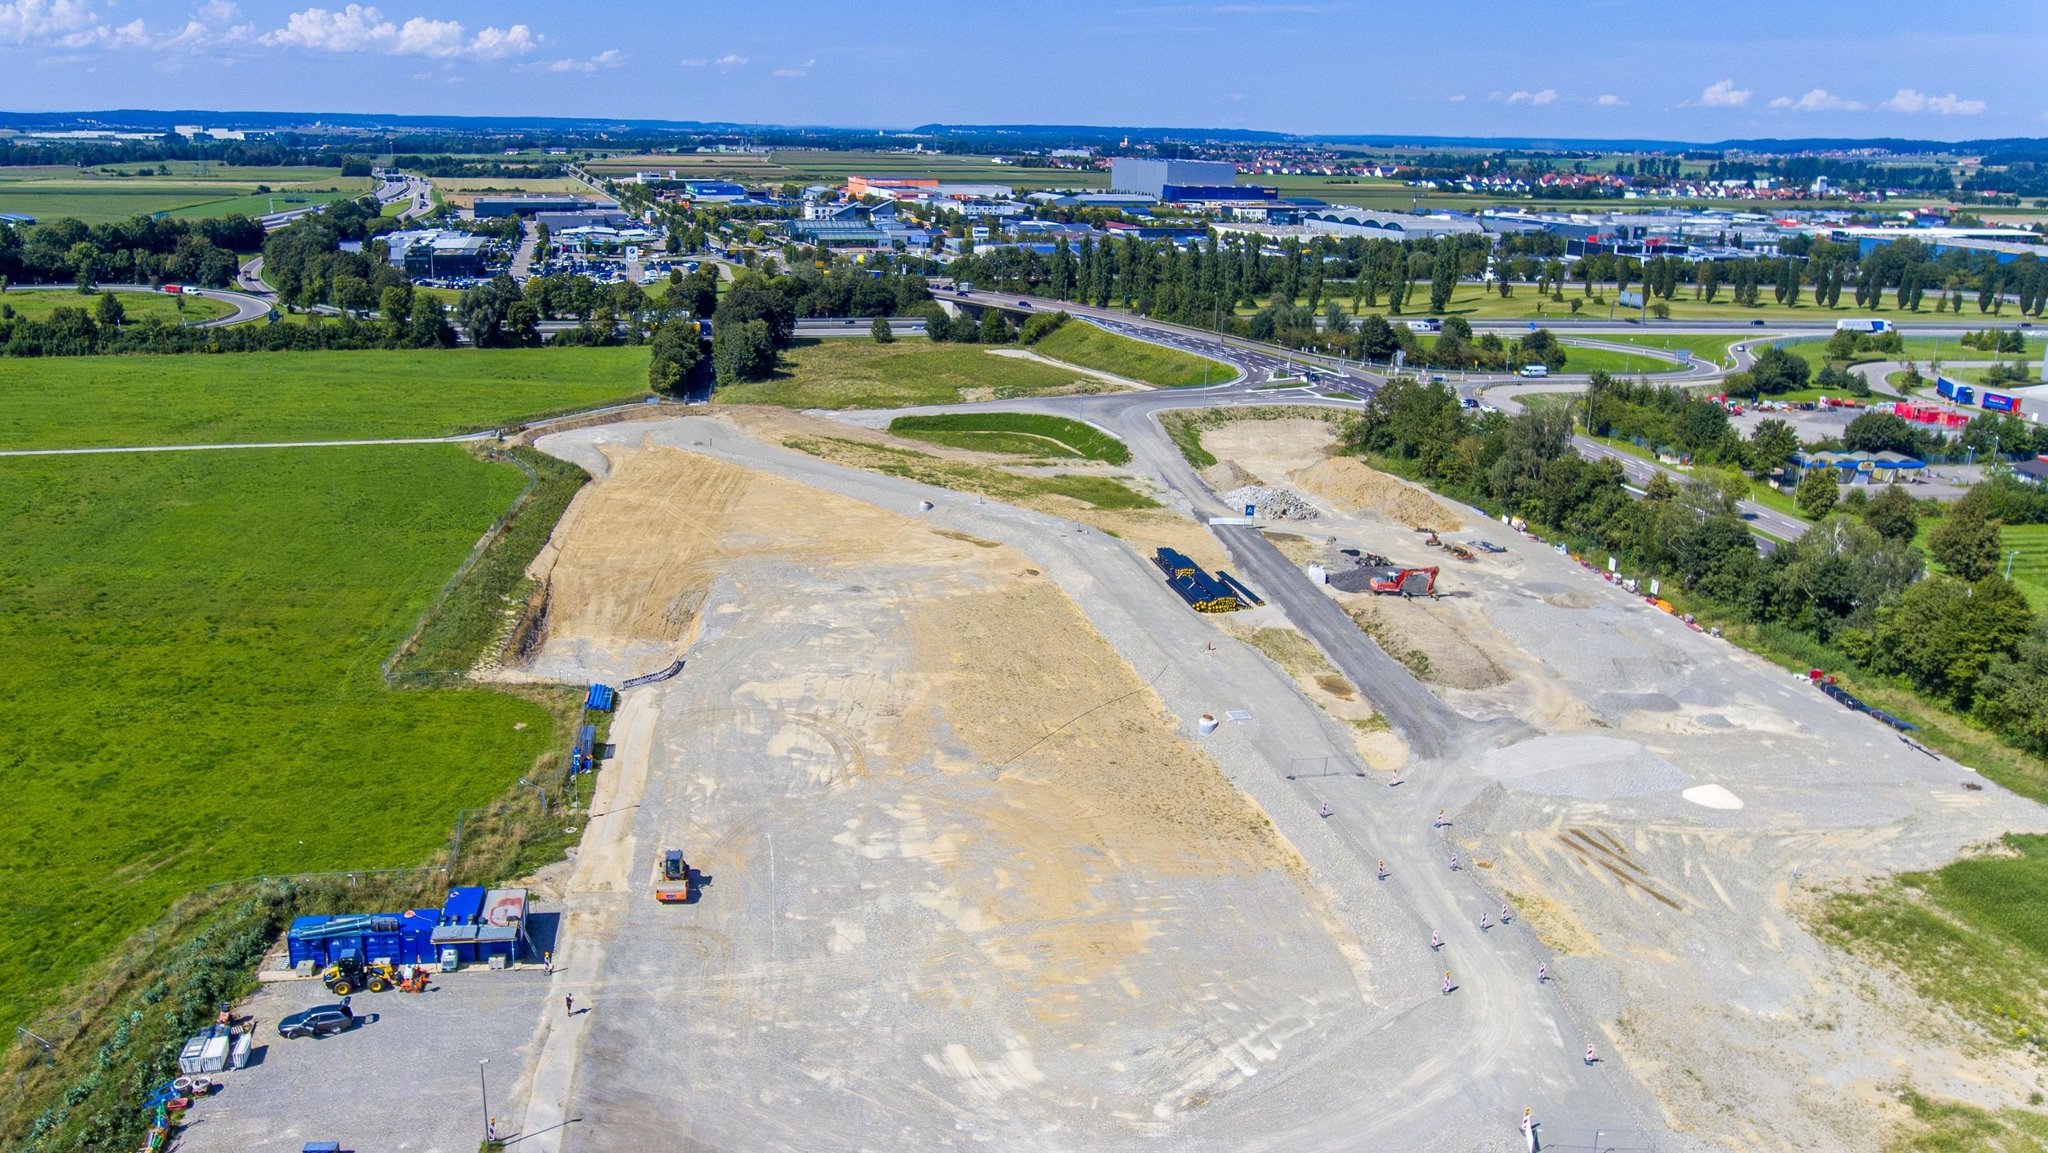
[179,960,556,1152]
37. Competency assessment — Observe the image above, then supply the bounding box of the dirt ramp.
[1297,457,1467,531]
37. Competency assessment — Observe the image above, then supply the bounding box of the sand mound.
[1296,457,1466,531]
[1682,784,1745,810]
[1345,596,1508,690]
[1202,459,1262,493]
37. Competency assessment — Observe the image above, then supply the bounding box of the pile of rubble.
[1223,485,1319,521]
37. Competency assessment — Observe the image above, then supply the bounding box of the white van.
[1518,364,1549,378]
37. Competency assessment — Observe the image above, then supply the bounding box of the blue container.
[442,886,486,925]
[585,684,617,712]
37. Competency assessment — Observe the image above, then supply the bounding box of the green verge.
[782,435,1155,509]
[888,413,1131,464]
[0,347,651,450]
[712,340,1094,409]
[391,446,594,679]
[1881,1087,2048,1152]
[1030,321,1232,387]
[1820,836,2048,1075]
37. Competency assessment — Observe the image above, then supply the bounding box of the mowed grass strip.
[712,340,1090,408]
[0,446,561,1033]
[0,288,235,324]
[889,412,1131,463]
[2001,523,2048,612]
[1030,321,1232,387]
[0,347,651,450]
[784,435,1155,509]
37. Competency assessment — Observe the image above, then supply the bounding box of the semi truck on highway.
[1835,318,1893,333]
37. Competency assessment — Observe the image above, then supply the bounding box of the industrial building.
[386,231,488,277]
[1111,158,1235,197]
[472,193,617,218]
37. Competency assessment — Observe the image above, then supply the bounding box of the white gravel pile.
[1224,484,1319,521]
[1475,733,1689,800]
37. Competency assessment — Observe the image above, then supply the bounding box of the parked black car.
[278,1004,357,1040]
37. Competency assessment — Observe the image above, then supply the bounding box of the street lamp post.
[479,1058,491,1144]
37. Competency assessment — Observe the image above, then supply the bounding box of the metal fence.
[1528,1125,1659,1152]
[1285,755,1369,780]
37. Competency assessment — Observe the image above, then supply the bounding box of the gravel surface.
[1223,483,1319,520]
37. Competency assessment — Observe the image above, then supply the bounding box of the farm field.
[1031,319,1231,385]
[710,339,1106,408]
[0,164,365,224]
[0,347,651,450]
[0,445,560,1033]
[428,176,593,205]
[0,288,235,324]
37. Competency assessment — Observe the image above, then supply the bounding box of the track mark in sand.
[1558,834,1684,912]
[929,527,1001,549]
[1568,828,1651,878]
[1596,828,1630,856]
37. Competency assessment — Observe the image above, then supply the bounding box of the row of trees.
[1349,375,2048,759]
[0,306,452,357]
[0,214,260,291]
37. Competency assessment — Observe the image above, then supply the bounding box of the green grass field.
[1776,336,1983,371]
[0,288,234,324]
[0,446,562,1034]
[782,435,1154,509]
[2000,524,2048,611]
[1553,343,1687,376]
[1577,332,1742,366]
[0,165,366,224]
[888,412,1131,462]
[1031,321,1231,386]
[712,340,1096,408]
[0,347,651,450]
[1821,834,2048,1074]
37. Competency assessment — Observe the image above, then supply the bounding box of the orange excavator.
[1365,566,1439,597]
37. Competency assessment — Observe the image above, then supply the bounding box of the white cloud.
[0,0,99,42]
[260,4,392,50]
[394,15,461,55]
[1596,93,1624,106]
[1698,78,1750,108]
[772,57,814,77]
[547,47,620,72]
[678,56,706,66]
[257,6,533,57]
[1777,88,1864,112]
[465,23,534,58]
[1882,88,1985,116]
[1447,93,1465,103]
[714,52,747,67]
[1506,88,1556,106]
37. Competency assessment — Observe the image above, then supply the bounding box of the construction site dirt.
[487,412,2048,1153]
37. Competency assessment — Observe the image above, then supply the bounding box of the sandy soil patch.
[1295,458,1467,531]
[528,441,991,672]
[1200,459,1262,493]
[1200,418,1336,482]
[1339,593,1508,690]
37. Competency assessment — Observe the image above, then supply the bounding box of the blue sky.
[1,0,2040,141]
